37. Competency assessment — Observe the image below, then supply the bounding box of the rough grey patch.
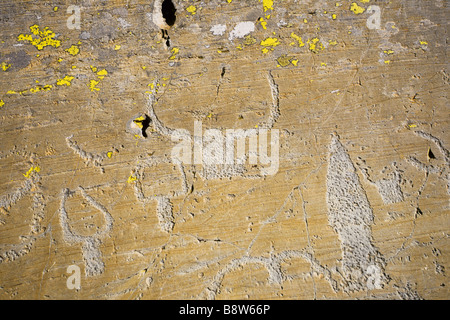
[200,163,247,180]
[0,237,36,265]
[112,7,129,17]
[81,237,105,277]
[374,171,404,204]
[89,13,118,42]
[358,161,404,204]
[326,134,388,292]
[2,50,31,71]
[156,196,174,233]
[395,283,422,300]
[96,48,118,62]
[79,31,91,40]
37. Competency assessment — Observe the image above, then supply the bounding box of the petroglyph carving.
[66,135,109,172]
[407,131,449,194]
[130,156,190,233]
[358,161,405,204]
[0,163,46,265]
[144,72,281,180]
[201,250,338,300]
[326,134,388,292]
[59,186,114,276]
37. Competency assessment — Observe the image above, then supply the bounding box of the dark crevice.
[133,115,151,138]
[428,148,436,160]
[216,66,227,96]
[220,66,226,78]
[162,0,176,27]
[162,29,171,47]
[160,0,176,47]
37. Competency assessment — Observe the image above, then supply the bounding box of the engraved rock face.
[0,0,447,300]
[326,134,388,292]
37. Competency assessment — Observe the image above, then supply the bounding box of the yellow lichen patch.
[17,25,61,50]
[65,45,80,56]
[169,47,179,60]
[57,75,75,86]
[90,65,98,73]
[291,59,298,66]
[1,62,11,71]
[133,115,147,129]
[89,80,100,92]
[186,5,197,15]
[227,0,232,3]
[261,37,280,47]
[384,49,394,55]
[29,85,52,94]
[23,166,41,178]
[114,45,121,50]
[359,0,370,3]
[97,69,108,80]
[350,3,365,14]
[276,55,292,67]
[290,32,305,47]
[329,40,338,46]
[384,60,391,64]
[107,151,113,159]
[127,175,137,183]
[332,14,337,20]
[260,37,280,53]
[244,35,256,46]
[307,38,324,53]
[262,0,274,12]
[0,100,4,108]
[321,62,327,66]
[259,17,268,30]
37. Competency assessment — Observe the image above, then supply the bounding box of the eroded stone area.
[0,0,448,300]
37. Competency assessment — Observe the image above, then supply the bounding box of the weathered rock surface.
[0,0,448,299]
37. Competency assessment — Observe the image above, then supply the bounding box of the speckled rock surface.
[0,0,448,299]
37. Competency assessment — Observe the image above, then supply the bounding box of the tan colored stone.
[0,0,448,299]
